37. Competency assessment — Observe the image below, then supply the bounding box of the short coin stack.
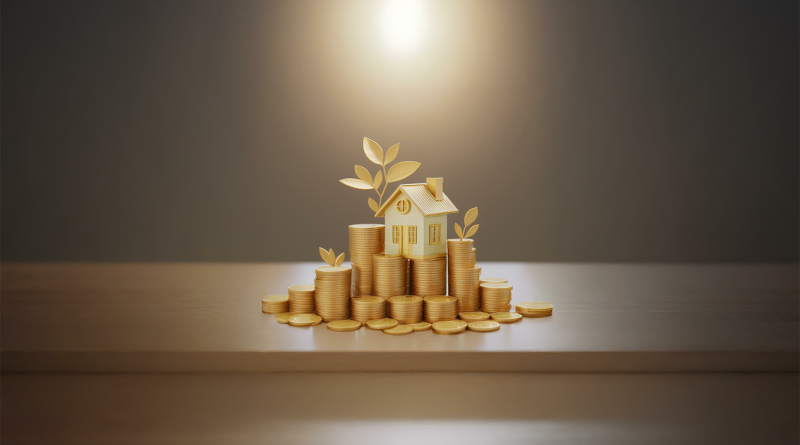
[410,257,447,297]
[423,296,458,322]
[314,266,352,322]
[351,296,387,323]
[480,282,513,313]
[373,254,408,298]
[515,302,553,318]
[262,295,289,314]
[288,284,315,314]
[447,239,481,312]
[387,295,424,324]
[348,224,385,296]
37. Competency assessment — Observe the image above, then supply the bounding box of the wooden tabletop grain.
[1,262,797,372]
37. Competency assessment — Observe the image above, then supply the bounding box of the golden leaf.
[363,137,383,165]
[354,165,373,187]
[368,197,379,212]
[386,161,421,183]
[464,207,478,227]
[335,252,345,267]
[454,222,463,239]
[465,224,479,238]
[373,170,383,191]
[340,178,373,190]
[319,247,333,265]
[385,143,399,165]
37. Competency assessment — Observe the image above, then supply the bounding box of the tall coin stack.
[351,296,387,323]
[410,257,447,296]
[314,266,351,322]
[447,239,481,312]
[387,295,424,324]
[372,254,408,298]
[288,284,315,314]
[423,296,458,322]
[480,282,513,313]
[348,224,385,296]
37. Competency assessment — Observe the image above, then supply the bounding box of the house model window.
[408,226,417,244]
[396,199,410,214]
[392,225,401,244]
[429,224,441,245]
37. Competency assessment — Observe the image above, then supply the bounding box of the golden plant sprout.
[340,137,421,212]
[454,207,479,241]
[319,247,345,267]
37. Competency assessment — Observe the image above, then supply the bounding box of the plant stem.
[378,164,389,206]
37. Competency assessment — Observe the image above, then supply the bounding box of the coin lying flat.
[407,322,432,331]
[288,314,323,327]
[275,313,293,324]
[327,319,362,332]
[432,320,468,335]
[383,325,413,335]
[491,312,523,323]
[366,318,399,330]
[468,321,501,332]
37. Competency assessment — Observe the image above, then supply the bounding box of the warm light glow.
[380,0,426,52]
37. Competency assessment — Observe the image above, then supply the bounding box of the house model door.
[400,226,410,255]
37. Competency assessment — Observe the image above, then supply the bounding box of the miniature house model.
[374,177,458,260]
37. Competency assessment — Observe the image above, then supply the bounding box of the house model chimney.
[426,177,444,201]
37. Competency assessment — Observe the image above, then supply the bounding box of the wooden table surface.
[1,262,797,372]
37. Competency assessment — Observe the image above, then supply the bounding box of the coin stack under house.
[372,254,408,298]
[348,224,385,296]
[314,266,351,322]
[387,295,424,324]
[480,282,513,313]
[410,257,447,296]
[423,296,458,322]
[447,239,481,312]
[350,296,387,323]
[288,284,315,314]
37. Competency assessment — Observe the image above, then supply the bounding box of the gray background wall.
[2,0,797,262]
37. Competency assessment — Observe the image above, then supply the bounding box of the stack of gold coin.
[288,284,315,314]
[447,239,481,312]
[432,319,468,335]
[387,295,424,324]
[423,296,458,322]
[314,266,351,322]
[262,295,289,314]
[373,254,408,298]
[351,296,387,322]
[480,282,513,313]
[348,224,385,296]
[410,257,447,296]
[515,302,553,317]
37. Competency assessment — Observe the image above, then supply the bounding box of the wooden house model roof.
[374,184,459,217]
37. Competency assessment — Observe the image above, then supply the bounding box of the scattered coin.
[383,325,413,335]
[467,320,501,332]
[327,319,362,332]
[366,318,399,330]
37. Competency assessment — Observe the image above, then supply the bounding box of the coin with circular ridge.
[263,294,289,302]
[468,321,501,332]
[366,318,399,330]
[275,313,293,323]
[288,284,315,292]
[327,319,362,332]
[288,314,323,326]
[459,312,491,322]
[432,320,468,334]
[383,325,413,335]
[516,302,553,311]
[407,322,432,331]
[491,312,523,323]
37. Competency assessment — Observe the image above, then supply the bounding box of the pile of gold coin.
[515,302,553,317]
[480,282,513,313]
[373,254,408,298]
[351,296,387,322]
[423,295,458,322]
[432,319,468,335]
[387,295,424,324]
[262,294,289,314]
[447,239,481,312]
[348,224,385,296]
[314,266,351,322]
[288,284,315,314]
[410,257,447,296]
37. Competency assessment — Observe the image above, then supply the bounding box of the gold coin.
[491,312,523,323]
[327,319,362,332]
[407,322,432,331]
[288,314,323,327]
[263,294,289,302]
[516,302,553,311]
[432,320,468,334]
[366,318,399,330]
[288,284,315,292]
[480,282,513,290]
[459,312,490,322]
[275,313,293,323]
[424,296,457,303]
[383,325,413,335]
[468,321,501,332]
[479,277,507,284]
